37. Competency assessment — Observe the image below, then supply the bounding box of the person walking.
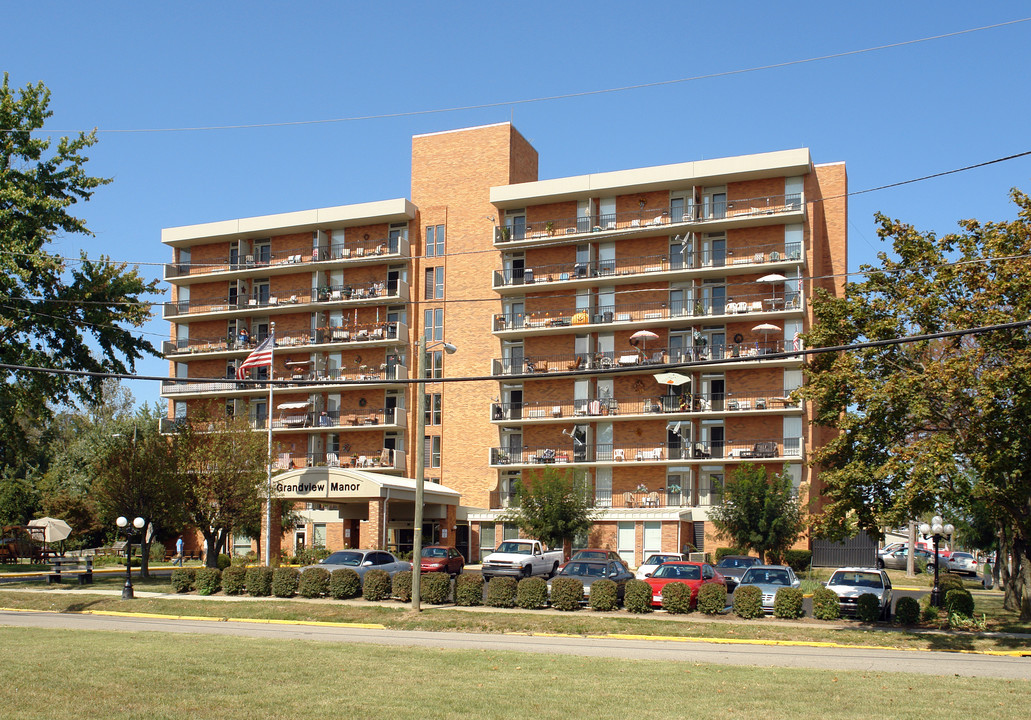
[174,536,184,566]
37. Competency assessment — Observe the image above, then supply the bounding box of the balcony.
[493,293,803,338]
[489,485,724,510]
[494,194,804,248]
[276,449,407,473]
[164,235,410,284]
[490,391,800,423]
[488,437,802,468]
[163,322,409,359]
[159,364,409,399]
[163,279,410,321]
[270,406,406,431]
[493,242,802,294]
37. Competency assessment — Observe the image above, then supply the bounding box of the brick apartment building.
[161,123,846,566]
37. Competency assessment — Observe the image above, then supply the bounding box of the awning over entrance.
[273,467,461,505]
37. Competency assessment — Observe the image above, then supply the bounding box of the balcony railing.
[493,242,803,288]
[160,365,408,397]
[491,391,800,421]
[275,448,407,471]
[489,438,801,466]
[270,406,405,430]
[163,322,407,357]
[493,294,802,332]
[163,279,409,318]
[489,486,723,510]
[495,194,804,244]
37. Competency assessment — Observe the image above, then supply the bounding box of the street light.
[412,336,457,611]
[116,516,146,599]
[919,515,954,607]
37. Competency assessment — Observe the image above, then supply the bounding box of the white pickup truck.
[480,539,564,581]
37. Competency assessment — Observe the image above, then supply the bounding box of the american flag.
[792,332,802,351]
[236,331,275,380]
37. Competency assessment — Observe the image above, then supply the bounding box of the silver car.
[735,565,799,612]
[947,551,978,576]
[303,549,412,579]
[825,567,893,620]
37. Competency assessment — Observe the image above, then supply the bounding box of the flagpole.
[264,321,275,567]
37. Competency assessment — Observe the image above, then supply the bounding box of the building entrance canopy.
[274,467,461,505]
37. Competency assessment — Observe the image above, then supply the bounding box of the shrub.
[935,573,965,594]
[455,574,484,606]
[245,567,273,597]
[272,567,299,598]
[421,571,451,604]
[221,566,247,596]
[856,593,881,622]
[920,594,940,622]
[894,596,920,625]
[811,587,841,620]
[194,567,221,596]
[149,542,166,564]
[216,554,232,571]
[798,579,822,594]
[733,585,764,619]
[623,580,653,614]
[588,579,619,612]
[392,571,412,603]
[714,547,750,563]
[696,582,727,615]
[169,568,195,594]
[660,581,693,614]
[783,550,812,573]
[516,577,549,609]
[550,577,583,611]
[330,568,361,599]
[362,569,391,601]
[291,546,331,566]
[944,588,975,617]
[298,567,330,598]
[773,587,804,619]
[486,576,517,608]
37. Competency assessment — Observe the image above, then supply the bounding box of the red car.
[642,561,725,608]
[419,545,465,577]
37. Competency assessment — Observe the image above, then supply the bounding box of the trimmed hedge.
[945,588,975,617]
[455,573,484,606]
[894,596,920,625]
[216,554,232,571]
[271,567,299,598]
[811,587,841,620]
[773,587,804,619]
[170,568,195,594]
[714,547,750,564]
[783,550,812,573]
[660,581,693,614]
[486,576,517,608]
[330,568,361,599]
[245,567,273,597]
[516,577,549,609]
[935,573,965,594]
[298,567,330,598]
[194,567,222,596]
[362,569,391,601]
[696,582,727,615]
[588,579,619,612]
[421,571,451,604]
[856,592,880,622]
[623,579,653,614]
[550,577,583,611]
[733,585,764,619]
[221,565,247,596]
[392,571,413,603]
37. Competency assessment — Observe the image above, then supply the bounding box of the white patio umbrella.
[28,517,72,543]
[757,273,787,303]
[653,372,691,386]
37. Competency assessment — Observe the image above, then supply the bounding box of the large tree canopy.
[501,467,597,551]
[0,74,158,468]
[802,189,1031,619]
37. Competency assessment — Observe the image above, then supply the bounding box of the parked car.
[548,560,635,602]
[304,549,411,579]
[420,545,465,577]
[877,547,944,572]
[642,561,725,608]
[635,553,687,580]
[735,565,799,612]
[714,555,763,590]
[825,567,893,620]
[946,551,978,576]
[560,548,626,571]
[481,539,563,581]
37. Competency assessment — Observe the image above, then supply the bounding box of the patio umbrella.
[629,329,660,351]
[28,517,72,543]
[757,273,787,303]
[752,322,781,350]
[653,372,691,386]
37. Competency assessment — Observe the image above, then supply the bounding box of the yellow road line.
[0,607,385,630]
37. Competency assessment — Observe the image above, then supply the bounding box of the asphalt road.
[2,609,1028,679]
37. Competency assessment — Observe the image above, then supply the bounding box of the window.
[424,308,443,341]
[423,435,441,468]
[388,222,408,253]
[426,224,445,257]
[480,524,496,559]
[425,350,443,379]
[504,210,525,241]
[424,393,442,425]
[424,266,444,299]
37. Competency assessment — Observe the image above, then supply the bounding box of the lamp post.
[412,335,457,611]
[919,515,954,607]
[116,516,146,599]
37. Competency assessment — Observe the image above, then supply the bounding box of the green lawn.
[0,626,1026,720]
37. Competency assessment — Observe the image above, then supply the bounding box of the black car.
[547,560,634,602]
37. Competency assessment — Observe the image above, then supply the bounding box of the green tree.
[0,468,40,526]
[708,463,805,563]
[501,467,597,551]
[0,74,158,470]
[801,190,1031,619]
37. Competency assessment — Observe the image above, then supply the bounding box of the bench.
[48,557,93,585]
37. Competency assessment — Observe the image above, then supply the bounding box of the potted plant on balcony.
[545,220,555,236]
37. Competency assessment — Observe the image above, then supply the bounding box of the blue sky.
[6,2,1031,408]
